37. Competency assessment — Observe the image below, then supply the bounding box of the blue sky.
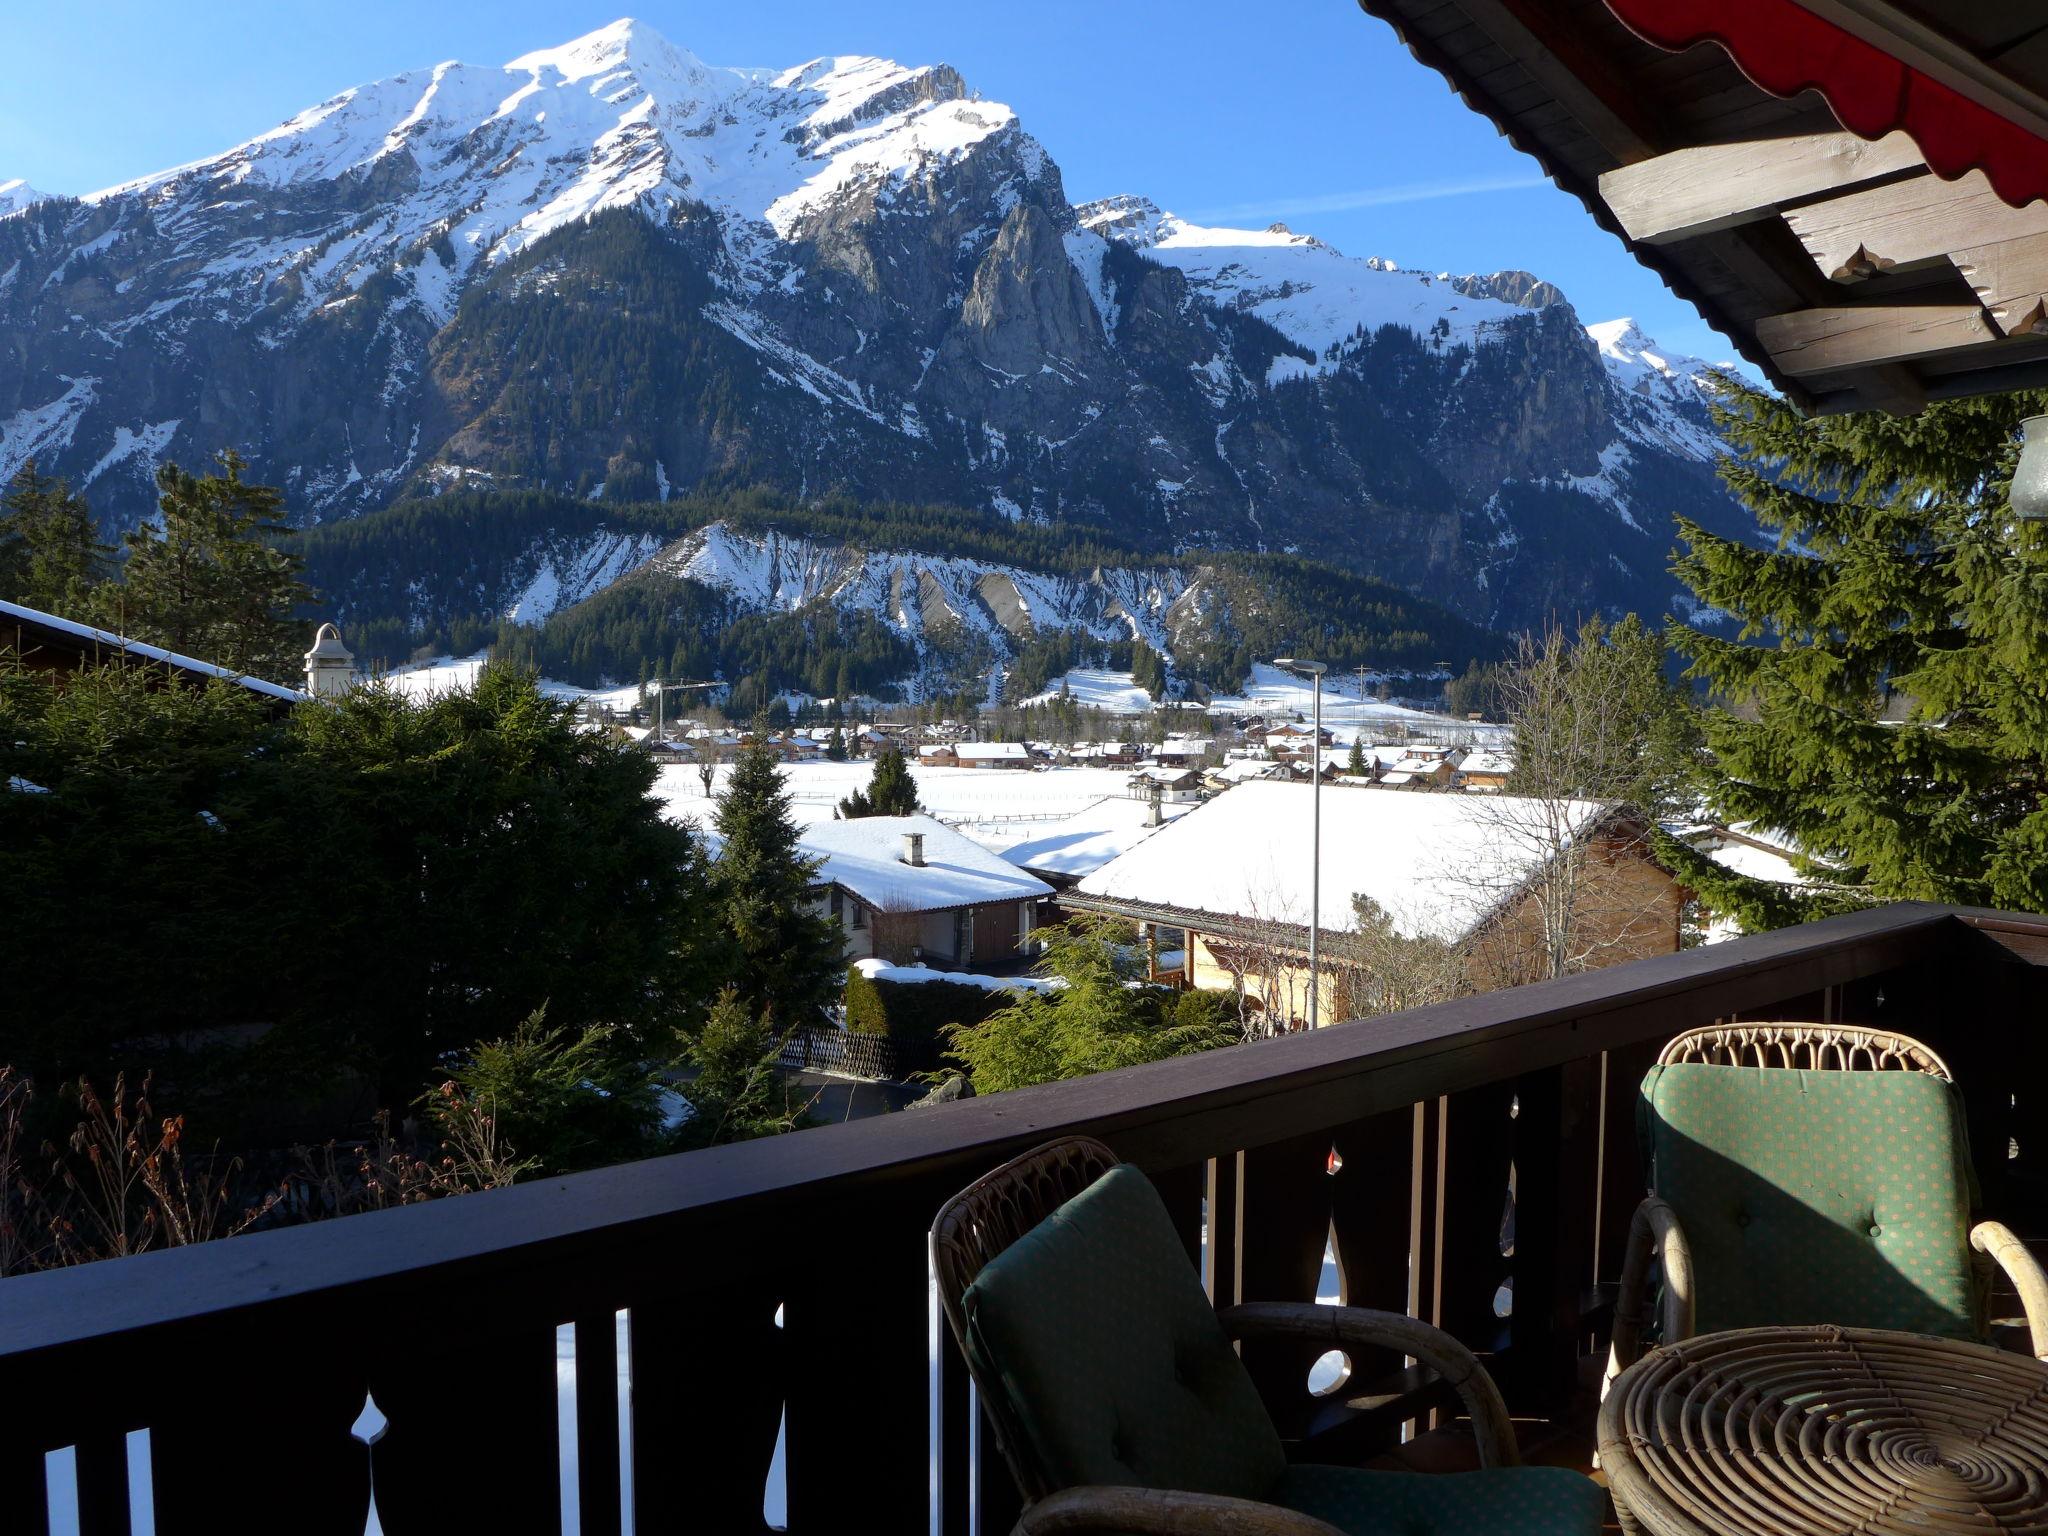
[1,0,1739,364]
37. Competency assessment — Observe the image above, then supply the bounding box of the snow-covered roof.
[1211,758,1291,783]
[799,814,1053,913]
[0,597,309,704]
[997,795,1195,879]
[1460,751,1514,776]
[1075,779,1615,942]
[956,741,1030,761]
[917,744,956,757]
[851,957,1060,995]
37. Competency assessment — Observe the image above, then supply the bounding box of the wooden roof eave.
[1353,0,1822,411]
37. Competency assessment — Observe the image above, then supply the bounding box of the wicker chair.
[932,1136,1607,1536]
[1605,1022,2048,1397]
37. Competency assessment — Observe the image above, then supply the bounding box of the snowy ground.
[376,651,649,712]
[654,761,1147,839]
[1020,667,1157,715]
[1206,664,1504,745]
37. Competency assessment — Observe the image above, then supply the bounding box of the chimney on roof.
[902,831,926,867]
[303,623,356,699]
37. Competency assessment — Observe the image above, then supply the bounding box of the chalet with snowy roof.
[1456,751,1514,790]
[917,744,958,768]
[1068,780,1681,1029]
[1,598,315,710]
[1127,766,1204,802]
[1382,755,1458,790]
[1151,737,1216,767]
[799,814,1054,968]
[955,741,1031,770]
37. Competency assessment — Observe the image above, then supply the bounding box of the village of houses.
[560,682,1790,1095]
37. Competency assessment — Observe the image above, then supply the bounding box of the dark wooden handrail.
[0,900,1963,1363]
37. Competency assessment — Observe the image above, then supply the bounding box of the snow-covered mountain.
[0,181,48,217]
[0,17,1749,635]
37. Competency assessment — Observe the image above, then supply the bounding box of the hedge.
[844,966,1008,1045]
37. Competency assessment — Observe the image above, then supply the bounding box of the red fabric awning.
[1602,0,2048,209]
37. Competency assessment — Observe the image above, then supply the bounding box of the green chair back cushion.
[961,1163,1286,1500]
[1639,1062,1978,1339]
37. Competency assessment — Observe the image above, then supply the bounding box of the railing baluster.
[1436,1082,1518,1349]
[574,1312,624,1536]
[1506,1062,1601,1412]
[784,1203,931,1530]
[1237,1131,1335,1418]
[6,1441,51,1536]
[628,1287,782,1533]
[370,1315,560,1532]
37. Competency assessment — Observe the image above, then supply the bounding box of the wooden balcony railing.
[6,902,2047,1536]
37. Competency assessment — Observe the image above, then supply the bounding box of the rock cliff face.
[0,18,1749,635]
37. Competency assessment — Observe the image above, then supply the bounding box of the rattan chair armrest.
[1972,1220,2048,1360]
[1013,1485,1349,1536]
[1220,1301,1519,1469]
[1603,1197,1693,1401]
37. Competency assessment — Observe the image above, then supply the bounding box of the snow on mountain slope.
[1077,195,1526,371]
[656,521,1188,656]
[0,181,49,218]
[1079,198,1726,468]
[77,18,1038,328]
[500,529,668,623]
[1586,317,1727,461]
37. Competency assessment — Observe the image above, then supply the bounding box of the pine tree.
[1346,737,1368,777]
[825,724,848,761]
[837,742,921,818]
[108,452,314,681]
[711,740,843,1023]
[673,986,811,1147]
[1664,380,2048,929]
[0,459,109,615]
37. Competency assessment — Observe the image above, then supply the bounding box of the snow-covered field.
[1020,667,1157,714]
[376,652,648,712]
[655,761,1146,836]
[1207,663,1506,745]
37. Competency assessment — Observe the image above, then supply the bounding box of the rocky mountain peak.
[0,20,1754,642]
[0,180,48,217]
[1450,270,1570,310]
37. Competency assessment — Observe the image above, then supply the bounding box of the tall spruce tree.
[109,451,313,681]
[1664,380,2048,929]
[0,459,109,615]
[711,739,843,1023]
[837,742,921,818]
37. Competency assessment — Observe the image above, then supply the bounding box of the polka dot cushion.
[1639,1062,1979,1339]
[1275,1464,1608,1536]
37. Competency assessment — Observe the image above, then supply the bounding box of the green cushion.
[1639,1062,1979,1339]
[961,1163,1286,1500]
[1274,1464,1607,1536]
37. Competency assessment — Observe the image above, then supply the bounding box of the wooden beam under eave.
[1755,302,2000,376]
[1953,235,2048,337]
[1783,168,2048,281]
[1454,0,1664,163]
[1599,130,1924,246]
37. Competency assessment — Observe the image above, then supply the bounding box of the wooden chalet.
[1356,0,2048,412]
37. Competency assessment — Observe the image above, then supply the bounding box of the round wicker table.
[1596,1325,2048,1535]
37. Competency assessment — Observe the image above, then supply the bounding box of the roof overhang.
[0,598,308,708]
[1355,0,2048,414]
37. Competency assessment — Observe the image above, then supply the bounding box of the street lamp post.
[1274,657,1327,1030]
